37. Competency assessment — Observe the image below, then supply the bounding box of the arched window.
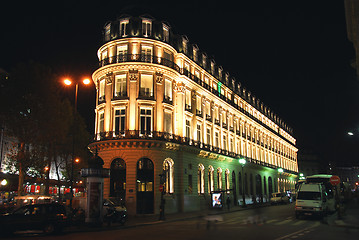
[225,169,230,192]
[198,164,205,194]
[163,158,174,194]
[110,158,126,200]
[268,176,273,195]
[217,168,222,190]
[208,166,214,193]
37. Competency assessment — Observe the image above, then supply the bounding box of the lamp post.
[277,168,284,192]
[64,78,90,206]
[239,158,246,207]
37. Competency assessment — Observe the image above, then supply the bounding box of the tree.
[1,62,91,195]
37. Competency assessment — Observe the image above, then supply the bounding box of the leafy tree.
[1,62,91,195]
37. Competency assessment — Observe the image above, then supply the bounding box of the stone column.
[155,72,164,132]
[128,69,139,131]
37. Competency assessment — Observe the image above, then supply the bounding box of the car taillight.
[56,213,67,220]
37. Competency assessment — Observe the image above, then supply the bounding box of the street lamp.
[63,77,90,206]
[1,179,7,186]
[277,168,284,192]
[239,158,246,207]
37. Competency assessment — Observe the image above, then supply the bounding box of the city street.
[7,203,359,240]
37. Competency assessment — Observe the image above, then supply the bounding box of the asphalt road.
[7,203,359,240]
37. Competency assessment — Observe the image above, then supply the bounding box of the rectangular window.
[196,96,201,114]
[163,50,173,62]
[230,138,234,152]
[142,20,152,36]
[117,45,128,62]
[114,109,126,135]
[140,74,153,97]
[98,112,104,133]
[185,120,191,139]
[164,111,172,134]
[185,90,191,110]
[114,74,127,97]
[163,24,169,42]
[164,79,172,102]
[141,45,152,62]
[99,80,105,102]
[120,20,129,37]
[223,135,227,150]
[215,132,219,147]
[195,70,200,79]
[206,128,211,145]
[197,124,202,142]
[140,108,152,135]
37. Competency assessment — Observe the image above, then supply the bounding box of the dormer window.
[120,20,129,37]
[202,54,207,68]
[163,24,170,42]
[218,67,223,80]
[182,36,188,54]
[142,19,152,37]
[211,61,215,75]
[104,23,111,42]
[193,46,198,62]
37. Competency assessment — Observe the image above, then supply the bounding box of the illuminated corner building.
[89,14,298,215]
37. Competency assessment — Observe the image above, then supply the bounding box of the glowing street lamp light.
[278,168,284,173]
[239,158,246,165]
[348,132,354,136]
[1,179,8,186]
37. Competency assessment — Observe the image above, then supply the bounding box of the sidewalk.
[326,200,359,229]
[67,203,260,233]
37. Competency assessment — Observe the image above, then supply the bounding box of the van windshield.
[297,191,321,200]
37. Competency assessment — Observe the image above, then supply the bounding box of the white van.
[295,183,328,218]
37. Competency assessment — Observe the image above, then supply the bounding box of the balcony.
[222,123,228,130]
[113,91,128,100]
[214,119,220,126]
[196,109,202,117]
[206,114,212,122]
[163,95,173,105]
[185,104,192,112]
[98,95,105,104]
[139,88,154,100]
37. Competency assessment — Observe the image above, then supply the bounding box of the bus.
[305,174,340,212]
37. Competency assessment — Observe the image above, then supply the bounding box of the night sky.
[1,0,358,167]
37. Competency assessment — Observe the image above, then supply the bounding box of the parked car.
[0,203,69,235]
[270,192,290,205]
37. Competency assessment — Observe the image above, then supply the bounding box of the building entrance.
[136,158,154,214]
[110,158,126,202]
